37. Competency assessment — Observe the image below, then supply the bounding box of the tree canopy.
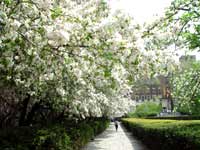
[145,0,200,51]
[0,0,178,126]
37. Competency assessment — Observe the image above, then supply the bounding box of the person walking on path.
[114,120,118,131]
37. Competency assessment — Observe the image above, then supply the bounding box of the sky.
[108,0,173,25]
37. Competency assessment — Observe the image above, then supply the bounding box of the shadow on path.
[82,122,149,150]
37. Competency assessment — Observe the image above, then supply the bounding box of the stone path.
[82,122,149,150]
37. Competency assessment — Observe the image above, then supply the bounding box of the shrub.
[176,101,200,115]
[0,126,37,150]
[122,118,200,150]
[147,115,200,120]
[33,125,71,150]
[0,118,109,150]
[69,119,109,150]
[128,102,162,118]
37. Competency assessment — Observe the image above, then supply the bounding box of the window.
[141,95,145,101]
[152,87,156,94]
[136,96,139,101]
[158,88,161,94]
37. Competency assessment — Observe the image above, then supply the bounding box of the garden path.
[82,122,149,150]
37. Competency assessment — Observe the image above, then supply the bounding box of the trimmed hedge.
[33,125,71,150]
[0,119,109,150]
[122,118,200,150]
[146,115,200,120]
[69,119,109,150]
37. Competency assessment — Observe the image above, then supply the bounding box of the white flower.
[13,20,21,28]
[114,32,122,42]
[73,68,82,77]
[47,30,70,46]
[14,56,19,60]
[35,0,53,10]
[6,76,11,80]
[56,87,66,96]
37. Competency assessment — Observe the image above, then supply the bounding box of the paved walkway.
[82,122,149,150]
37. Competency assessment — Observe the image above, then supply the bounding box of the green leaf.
[133,56,139,65]
[103,52,113,60]
[51,7,63,19]
[4,0,12,5]
[104,67,111,77]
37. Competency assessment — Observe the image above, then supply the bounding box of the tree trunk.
[25,101,41,126]
[170,97,174,112]
[19,94,30,126]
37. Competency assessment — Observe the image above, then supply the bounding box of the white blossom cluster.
[0,0,177,119]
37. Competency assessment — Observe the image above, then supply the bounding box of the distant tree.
[128,102,162,118]
[172,62,200,115]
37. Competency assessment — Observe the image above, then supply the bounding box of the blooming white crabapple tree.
[0,0,176,126]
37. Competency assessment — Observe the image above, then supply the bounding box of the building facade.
[131,76,172,112]
[132,55,197,113]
